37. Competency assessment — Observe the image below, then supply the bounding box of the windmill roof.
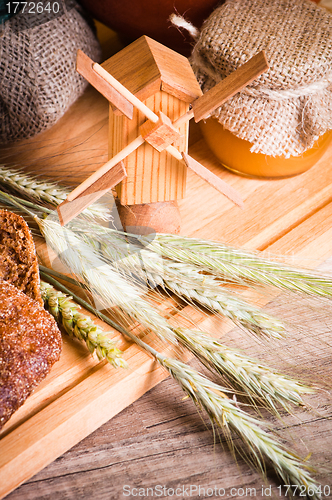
[101,36,202,103]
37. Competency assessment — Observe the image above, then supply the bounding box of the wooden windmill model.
[57,36,269,231]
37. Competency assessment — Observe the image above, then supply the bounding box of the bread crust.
[0,209,42,305]
[0,280,62,430]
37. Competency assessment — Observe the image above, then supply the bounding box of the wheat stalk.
[62,227,313,412]
[0,189,317,409]
[165,279,285,339]
[142,234,332,300]
[38,274,320,497]
[0,165,109,221]
[41,218,180,344]
[74,225,286,340]
[40,280,128,368]
[0,189,177,345]
[157,355,320,499]
[0,189,179,346]
[2,164,331,300]
[174,328,313,412]
[40,263,311,414]
[48,274,317,498]
[0,189,321,497]
[44,275,321,499]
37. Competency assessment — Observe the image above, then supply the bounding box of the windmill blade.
[76,50,134,120]
[167,52,269,129]
[191,51,269,122]
[57,162,126,226]
[65,136,144,205]
[182,153,244,208]
[92,62,159,123]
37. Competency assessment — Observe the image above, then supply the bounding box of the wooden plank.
[8,381,332,499]
[3,196,332,500]
[0,86,110,186]
[0,345,164,499]
[179,135,332,246]
[0,293,202,499]
[263,200,332,266]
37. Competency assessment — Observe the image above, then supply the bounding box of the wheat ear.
[41,261,310,414]
[143,234,332,300]
[71,228,314,411]
[0,190,177,345]
[1,165,331,300]
[0,189,321,497]
[40,280,128,368]
[51,275,318,499]
[2,164,331,300]
[174,328,313,411]
[157,355,320,499]
[0,165,109,221]
[74,225,286,340]
[38,216,179,345]
[155,270,285,340]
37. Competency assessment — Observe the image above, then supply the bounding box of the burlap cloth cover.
[0,2,101,144]
[191,0,332,157]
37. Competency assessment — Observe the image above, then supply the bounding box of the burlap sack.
[0,1,101,144]
[191,0,332,157]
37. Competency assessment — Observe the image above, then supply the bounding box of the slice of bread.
[0,280,62,430]
[0,209,42,305]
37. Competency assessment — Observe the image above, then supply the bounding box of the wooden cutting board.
[1,63,332,498]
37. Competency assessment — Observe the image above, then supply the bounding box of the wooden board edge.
[0,345,166,499]
[0,296,214,499]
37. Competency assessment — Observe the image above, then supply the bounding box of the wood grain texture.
[0,87,110,187]
[111,92,188,205]
[101,36,202,103]
[179,125,332,251]
[117,200,181,235]
[182,152,244,208]
[76,50,134,120]
[140,112,182,152]
[57,161,126,226]
[7,378,331,500]
[1,65,332,499]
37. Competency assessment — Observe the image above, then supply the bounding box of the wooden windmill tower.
[106,36,202,208]
[57,37,269,230]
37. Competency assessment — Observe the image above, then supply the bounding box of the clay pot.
[78,0,222,55]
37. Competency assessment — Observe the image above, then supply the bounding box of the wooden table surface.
[2,26,332,500]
